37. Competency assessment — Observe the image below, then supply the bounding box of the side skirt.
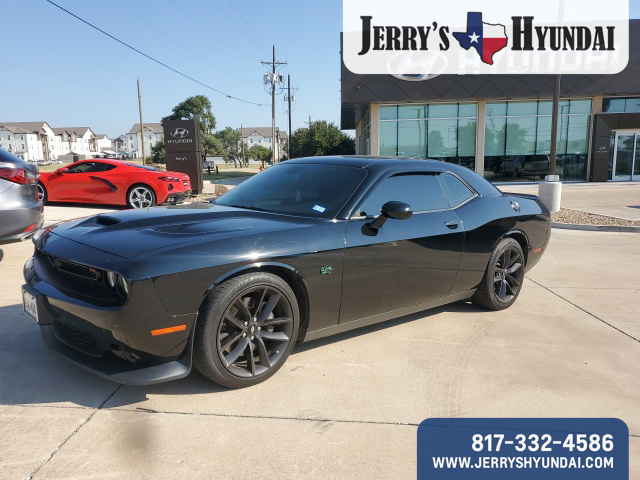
[303,289,476,343]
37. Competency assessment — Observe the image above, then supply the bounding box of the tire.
[193,272,300,388]
[127,184,156,209]
[472,238,525,311]
[37,183,47,204]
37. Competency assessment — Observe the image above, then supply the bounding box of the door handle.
[445,220,460,229]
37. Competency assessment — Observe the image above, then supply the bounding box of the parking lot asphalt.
[0,227,638,479]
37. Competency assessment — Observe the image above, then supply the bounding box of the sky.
[2,0,344,139]
[2,0,640,140]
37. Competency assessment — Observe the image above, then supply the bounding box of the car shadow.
[0,300,484,408]
[45,201,128,210]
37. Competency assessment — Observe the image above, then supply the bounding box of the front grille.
[53,320,102,356]
[38,249,103,283]
[54,258,102,282]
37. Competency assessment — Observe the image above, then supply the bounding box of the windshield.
[216,163,367,218]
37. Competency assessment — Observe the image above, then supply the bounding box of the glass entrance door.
[612,131,640,181]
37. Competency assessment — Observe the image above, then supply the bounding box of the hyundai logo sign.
[170,128,189,138]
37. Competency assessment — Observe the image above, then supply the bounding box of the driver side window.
[357,173,449,217]
[66,162,95,173]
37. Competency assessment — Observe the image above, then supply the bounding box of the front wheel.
[472,238,525,311]
[193,272,300,388]
[37,183,47,204]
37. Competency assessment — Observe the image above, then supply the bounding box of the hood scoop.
[95,215,121,226]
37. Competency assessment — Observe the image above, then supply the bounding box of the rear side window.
[357,173,449,217]
[0,148,24,165]
[439,173,475,207]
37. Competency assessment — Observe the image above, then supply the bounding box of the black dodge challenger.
[22,157,550,388]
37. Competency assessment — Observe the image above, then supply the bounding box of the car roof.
[288,156,450,172]
[286,156,501,197]
[74,158,119,165]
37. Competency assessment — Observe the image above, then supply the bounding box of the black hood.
[50,203,314,259]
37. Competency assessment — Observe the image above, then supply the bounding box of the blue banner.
[418,418,629,480]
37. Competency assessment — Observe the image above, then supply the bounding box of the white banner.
[343,0,629,76]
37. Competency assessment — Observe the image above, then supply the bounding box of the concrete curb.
[551,222,640,233]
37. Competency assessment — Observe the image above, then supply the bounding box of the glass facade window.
[378,103,477,169]
[602,97,640,113]
[359,107,371,155]
[483,99,592,182]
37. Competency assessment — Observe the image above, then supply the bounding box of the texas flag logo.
[453,12,508,65]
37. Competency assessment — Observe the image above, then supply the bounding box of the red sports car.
[38,159,191,209]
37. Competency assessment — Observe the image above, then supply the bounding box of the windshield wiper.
[227,204,271,213]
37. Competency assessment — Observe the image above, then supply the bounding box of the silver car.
[0,148,43,245]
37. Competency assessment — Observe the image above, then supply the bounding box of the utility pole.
[284,74,298,160]
[305,115,312,127]
[240,123,245,168]
[137,79,145,165]
[261,45,286,164]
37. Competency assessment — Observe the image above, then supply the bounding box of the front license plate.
[22,289,38,323]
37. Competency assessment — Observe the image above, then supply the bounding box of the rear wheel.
[472,238,525,311]
[37,183,47,204]
[193,272,299,388]
[127,184,156,209]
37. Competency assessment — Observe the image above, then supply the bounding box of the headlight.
[32,228,46,244]
[119,275,130,296]
[106,271,117,288]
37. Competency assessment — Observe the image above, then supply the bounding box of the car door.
[81,163,121,203]
[45,161,97,201]
[339,172,465,324]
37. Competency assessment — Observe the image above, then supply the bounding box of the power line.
[224,0,268,47]
[44,0,266,107]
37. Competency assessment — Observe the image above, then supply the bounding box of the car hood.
[50,203,314,259]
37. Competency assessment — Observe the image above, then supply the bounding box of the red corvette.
[38,159,191,209]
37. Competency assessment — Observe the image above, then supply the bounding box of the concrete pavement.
[0,229,638,479]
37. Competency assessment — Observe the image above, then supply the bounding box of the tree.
[162,95,216,134]
[150,141,165,164]
[215,127,243,167]
[247,145,272,166]
[201,133,223,159]
[289,121,355,158]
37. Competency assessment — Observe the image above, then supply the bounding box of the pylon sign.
[162,119,203,194]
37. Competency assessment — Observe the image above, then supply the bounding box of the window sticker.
[312,205,327,213]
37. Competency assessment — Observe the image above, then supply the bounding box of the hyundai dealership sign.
[343,0,629,75]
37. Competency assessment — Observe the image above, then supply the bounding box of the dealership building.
[341,21,640,183]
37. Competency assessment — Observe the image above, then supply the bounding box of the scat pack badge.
[320,265,333,275]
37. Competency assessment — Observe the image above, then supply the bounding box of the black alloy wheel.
[193,272,299,388]
[472,237,525,311]
[217,285,294,378]
[493,245,524,303]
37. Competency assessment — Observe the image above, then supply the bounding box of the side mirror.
[55,167,68,174]
[370,201,412,229]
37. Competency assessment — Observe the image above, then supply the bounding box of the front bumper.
[40,323,191,385]
[22,238,197,385]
